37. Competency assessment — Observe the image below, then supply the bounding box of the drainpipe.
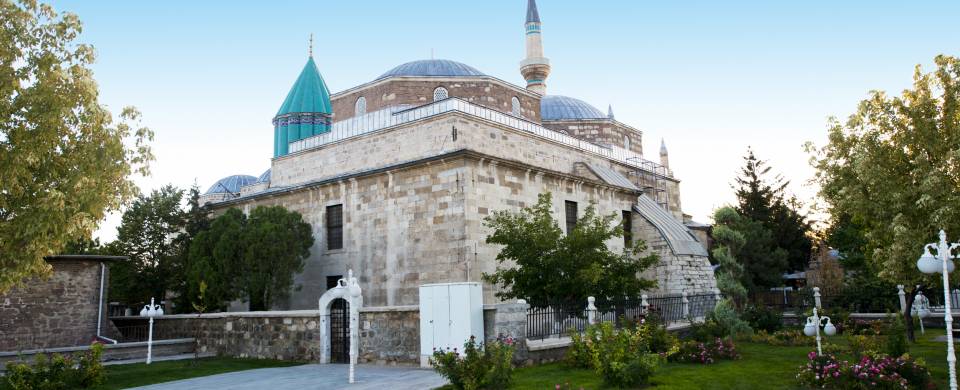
[97,262,118,344]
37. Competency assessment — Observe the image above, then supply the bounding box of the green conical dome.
[273,57,333,157]
[277,57,332,116]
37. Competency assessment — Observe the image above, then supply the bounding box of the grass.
[2,357,303,390]
[91,357,303,390]
[510,330,952,389]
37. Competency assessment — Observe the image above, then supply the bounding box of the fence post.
[813,287,822,310]
[587,296,597,325]
[681,292,690,319]
[897,285,906,314]
[641,294,649,315]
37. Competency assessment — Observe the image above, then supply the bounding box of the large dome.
[378,59,486,79]
[206,175,257,195]
[541,95,606,121]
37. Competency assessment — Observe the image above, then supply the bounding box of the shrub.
[708,298,752,338]
[795,351,932,389]
[883,315,909,357]
[689,319,726,342]
[430,335,515,390]
[749,329,809,346]
[742,305,782,333]
[847,335,882,359]
[564,320,670,387]
[4,343,105,390]
[796,352,846,388]
[670,338,740,364]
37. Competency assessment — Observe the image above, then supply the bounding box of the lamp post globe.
[918,249,940,274]
[823,321,837,336]
[803,320,816,337]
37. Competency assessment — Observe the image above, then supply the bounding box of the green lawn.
[91,357,303,390]
[511,330,952,389]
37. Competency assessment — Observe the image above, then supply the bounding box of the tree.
[108,185,184,307]
[186,208,246,311]
[185,206,314,311]
[482,192,657,305]
[711,207,748,303]
[712,206,787,293]
[170,185,209,310]
[239,206,313,311]
[0,0,153,292]
[809,55,960,341]
[734,149,813,273]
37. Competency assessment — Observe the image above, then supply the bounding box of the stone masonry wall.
[0,259,112,351]
[331,78,541,123]
[151,308,419,364]
[542,119,643,155]
[634,214,717,294]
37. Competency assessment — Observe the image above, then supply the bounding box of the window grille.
[511,96,521,116]
[355,97,366,116]
[565,201,578,234]
[327,204,343,250]
[433,87,448,101]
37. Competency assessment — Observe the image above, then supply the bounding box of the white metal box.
[419,282,484,367]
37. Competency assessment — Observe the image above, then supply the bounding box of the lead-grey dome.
[206,174,257,195]
[378,59,486,79]
[256,168,271,184]
[541,95,606,120]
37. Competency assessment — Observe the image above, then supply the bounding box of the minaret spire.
[608,105,615,119]
[659,139,670,169]
[520,0,551,95]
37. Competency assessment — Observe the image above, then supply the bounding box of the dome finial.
[608,104,615,119]
[308,33,314,57]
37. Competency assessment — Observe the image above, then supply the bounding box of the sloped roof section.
[586,164,639,191]
[633,195,708,257]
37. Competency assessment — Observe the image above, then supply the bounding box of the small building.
[0,255,124,351]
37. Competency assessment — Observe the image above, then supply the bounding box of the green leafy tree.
[713,204,787,293]
[240,206,313,311]
[0,0,153,292]
[483,192,657,305]
[170,185,209,310]
[186,208,246,311]
[108,185,184,306]
[809,55,960,341]
[734,149,812,273]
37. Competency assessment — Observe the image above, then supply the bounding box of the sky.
[45,0,960,241]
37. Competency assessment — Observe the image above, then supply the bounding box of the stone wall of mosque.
[331,78,541,122]
[632,208,718,295]
[542,119,644,155]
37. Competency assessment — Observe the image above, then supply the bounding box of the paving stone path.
[129,363,448,390]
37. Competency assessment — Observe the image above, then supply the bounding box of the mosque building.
[200,0,717,309]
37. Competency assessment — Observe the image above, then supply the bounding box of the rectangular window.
[326,204,343,250]
[622,210,633,248]
[565,201,578,234]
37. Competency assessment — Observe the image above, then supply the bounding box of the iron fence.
[113,323,192,343]
[751,290,901,314]
[525,293,721,340]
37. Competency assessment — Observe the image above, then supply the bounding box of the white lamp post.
[139,297,164,364]
[917,230,958,390]
[803,307,836,356]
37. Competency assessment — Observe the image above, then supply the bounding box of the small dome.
[541,95,606,121]
[378,59,486,79]
[206,175,257,195]
[256,169,271,184]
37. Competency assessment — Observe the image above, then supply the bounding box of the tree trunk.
[904,288,916,343]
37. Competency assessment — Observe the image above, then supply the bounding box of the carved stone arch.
[318,270,363,384]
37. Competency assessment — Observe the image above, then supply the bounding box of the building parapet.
[288,98,670,178]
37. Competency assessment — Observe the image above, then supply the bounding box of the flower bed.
[670,338,740,364]
[796,351,933,389]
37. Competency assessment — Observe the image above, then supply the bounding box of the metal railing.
[287,98,671,178]
[525,293,721,340]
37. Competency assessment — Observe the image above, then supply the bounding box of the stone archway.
[318,270,363,382]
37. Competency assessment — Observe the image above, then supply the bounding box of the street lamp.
[140,297,164,364]
[803,307,836,356]
[917,230,958,390]
[803,307,837,356]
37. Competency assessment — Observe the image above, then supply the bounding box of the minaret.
[520,0,550,95]
[659,139,670,169]
[607,105,615,120]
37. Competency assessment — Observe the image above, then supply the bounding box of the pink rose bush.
[796,351,933,389]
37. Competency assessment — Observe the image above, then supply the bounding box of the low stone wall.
[147,307,420,365]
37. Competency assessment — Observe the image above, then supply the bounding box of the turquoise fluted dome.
[274,56,333,157]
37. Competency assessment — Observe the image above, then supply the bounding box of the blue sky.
[47,1,959,239]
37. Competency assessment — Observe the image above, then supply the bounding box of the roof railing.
[288,98,671,178]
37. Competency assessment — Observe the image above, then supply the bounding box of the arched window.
[624,136,631,150]
[511,96,521,116]
[354,96,367,116]
[433,87,448,102]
